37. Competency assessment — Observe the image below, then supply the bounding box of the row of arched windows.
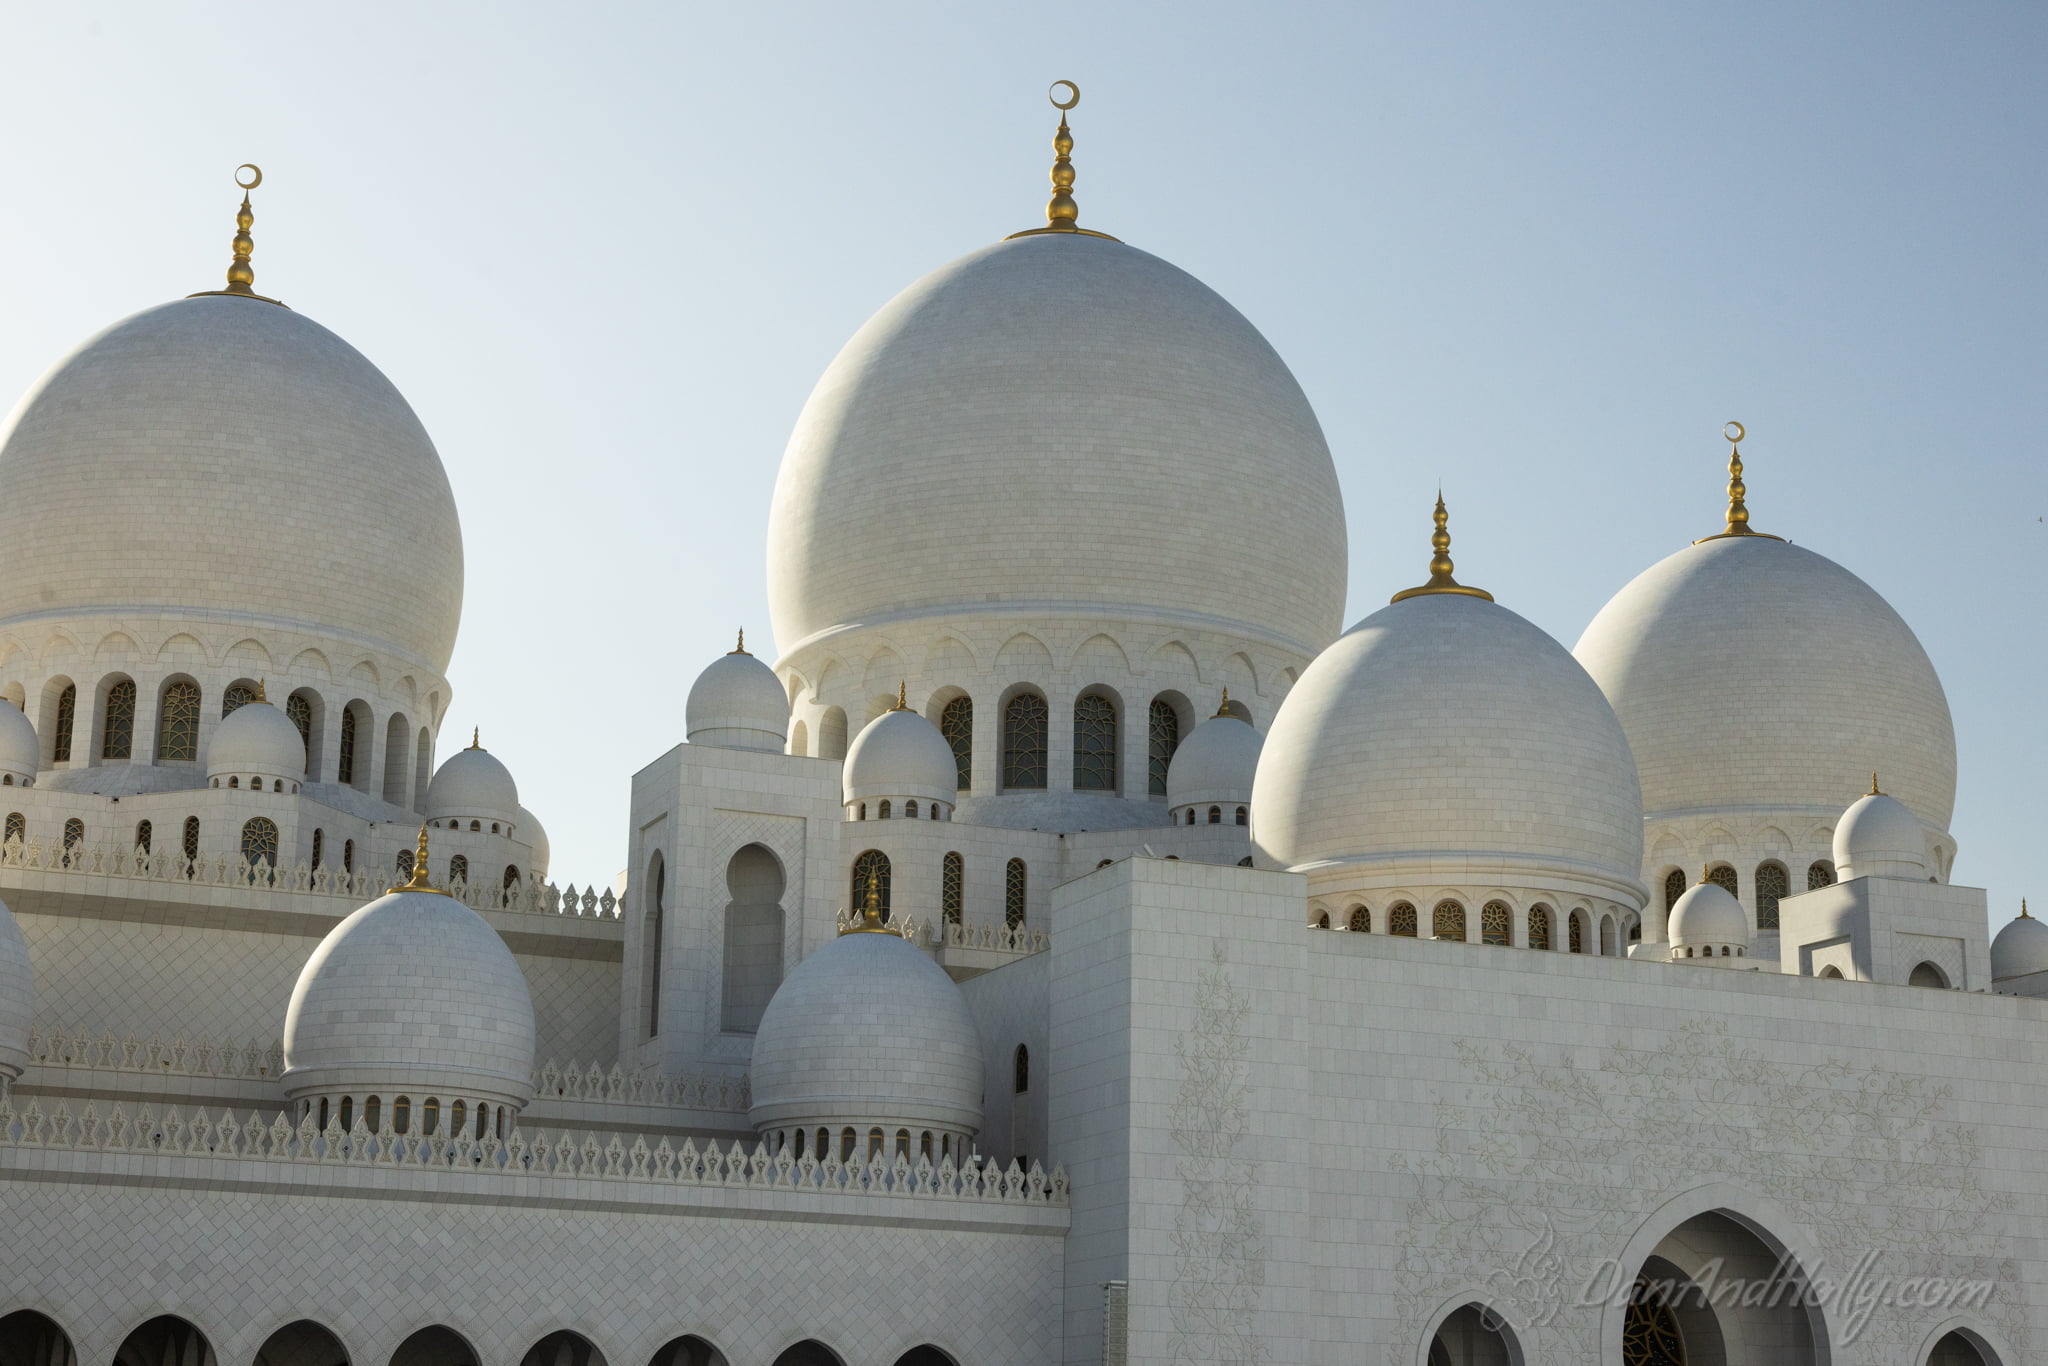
[852,799,946,821]
[1662,860,1836,931]
[882,690,1203,798]
[1318,898,1629,954]
[301,1092,507,1139]
[769,1123,968,1170]
[39,677,317,768]
[848,850,1027,928]
[1181,805,1247,826]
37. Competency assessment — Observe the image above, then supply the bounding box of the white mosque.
[0,90,2042,1366]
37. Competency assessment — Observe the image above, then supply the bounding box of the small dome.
[425,741,519,827]
[517,804,550,878]
[686,644,789,752]
[1668,879,1751,950]
[282,872,536,1110]
[206,697,307,784]
[0,704,35,782]
[842,704,957,809]
[0,893,33,1080]
[1167,710,1264,813]
[749,927,983,1143]
[1991,907,2048,984]
[1833,786,1929,880]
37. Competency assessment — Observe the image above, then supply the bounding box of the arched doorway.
[1624,1210,1823,1363]
[1426,1303,1518,1365]
[1928,1328,1999,1364]
[646,1339,727,1366]
[519,1332,607,1366]
[389,1328,478,1366]
[0,1310,77,1366]
[768,1344,842,1366]
[113,1318,216,1366]
[254,1321,349,1366]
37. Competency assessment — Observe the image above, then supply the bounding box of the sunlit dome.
[426,739,519,828]
[1166,708,1263,817]
[1992,905,2048,985]
[685,638,789,752]
[0,704,35,784]
[843,700,957,811]
[1668,878,1751,951]
[1833,785,1929,880]
[207,694,307,786]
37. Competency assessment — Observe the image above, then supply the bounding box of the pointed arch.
[724,843,785,1031]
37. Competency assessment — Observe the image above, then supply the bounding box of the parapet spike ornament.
[1694,421,1783,544]
[1004,81,1121,243]
[1390,493,1493,604]
[389,825,451,897]
[187,164,288,307]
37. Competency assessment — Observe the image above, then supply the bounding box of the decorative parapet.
[827,912,1049,958]
[531,1059,749,1112]
[0,835,621,920]
[0,1099,1069,1209]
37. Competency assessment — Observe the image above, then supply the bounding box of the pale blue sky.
[2,4,2042,925]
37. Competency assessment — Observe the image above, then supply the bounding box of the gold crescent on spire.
[188,164,288,307]
[1390,492,1494,603]
[1694,421,1784,544]
[1005,80,1121,243]
[388,824,451,896]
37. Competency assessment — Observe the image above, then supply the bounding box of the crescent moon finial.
[235,163,263,191]
[1049,80,1080,111]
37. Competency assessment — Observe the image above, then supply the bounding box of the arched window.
[1807,860,1836,890]
[343,838,355,874]
[1818,965,1843,979]
[1208,805,1222,824]
[905,800,918,818]
[310,828,324,870]
[1184,810,1195,825]
[3,812,21,846]
[1147,698,1180,797]
[643,852,665,1038]
[1005,858,1027,929]
[239,818,278,869]
[941,851,964,924]
[878,799,892,820]
[135,820,153,855]
[183,816,200,866]
[50,684,76,763]
[337,706,358,786]
[1707,864,1739,898]
[1389,902,1417,937]
[1569,912,1586,954]
[503,864,521,906]
[1599,914,1618,956]
[1313,910,1330,929]
[1073,693,1117,791]
[1347,905,1369,932]
[1013,1044,1029,1094]
[61,818,83,865]
[101,679,136,759]
[286,692,314,766]
[1755,860,1788,930]
[395,847,415,878]
[1663,868,1686,912]
[1909,961,1949,988]
[1528,905,1552,950]
[448,854,468,886]
[221,684,257,716]
[1433,899,1466,940]
[939,696,972,789]
[1481,901,1511,946]
[1235,806,1247,826]
[852,849,892,921]
[156,681,201,762]
[1002,691,1049,789]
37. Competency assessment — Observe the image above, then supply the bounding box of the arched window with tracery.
[240,817,278,869]
[448,854,468,887]
[1433,899,1466,940]
[311,828,324,870]
[1347,905,1369,932]
[61,818,83,866]
[1002,692,1048,789]
[1389,902,1417,937]
[1755,860,1788,930]
[1807,859,1836,890]
[337,706,358,786]
[503,864,521,906]
[1073,694,1117,791]
[286,693,313,767]
[1707,864,1739,898]
[135,820,153,855]
[101,680,136,760]
[1663,868,1686,913]
[395,847,414,879]
[51,684,75,763]
[1147,698,1180,797]
[851,849,892,921]
[1569,912,1585,953]
[342,838,355,874]
[156,681,200,762]
[1528,905,1552,950]
[1481,901,1511,946]
[1005,858,1027,929]
[939,696,972,789]
[221,684,257,716]
[942,851,964,924]
[4,812,24,846]
[182,816,200,867]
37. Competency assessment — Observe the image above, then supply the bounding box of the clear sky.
[2,4,2042,927]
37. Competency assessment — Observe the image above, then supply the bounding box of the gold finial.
[1005,81,1121,243]
[1213,687,1234,720]
[731,629,749,656]
[388,824,450,896]
[1869,772,1882,796]
[842,865,892,935]
[1390,492,1494,604]
[1700,863,1711,885]
[893,681,910,711]
[1694,421,1784,544]
[254,678,267,704]
[188,165,287,307]
[468,727,481,750]
[2021,899,2031,919]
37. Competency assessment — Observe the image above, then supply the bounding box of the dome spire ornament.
[1870,771,1882,796]
[1005,81,1121,243]
[1214,687,1233,719]
[188,164,287,307]
[1390,492,1494,604]
[893,681,910,711]
[468,727,482,750]
[731,628,749,656]
[843,865,892,935]
[1694,421,1784,544]
[388,825,450,897]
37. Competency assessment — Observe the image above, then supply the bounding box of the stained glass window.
[135,820,152,855]
[942,851,964,924]
[1347,906,1369,932]
[1663,868,1686,913]
[101,680,136,760]
[1389,903,1417,937]
[1481,901,1511,946]
[337,707,357,786]
[1569,913,1585,954]
[1073,694,1117,791]
[240,817,279,868]
[1147,699,1180,798]
[1529,905,1552,950]
[221,684,256,717]
[1755,861,1788,931]
[286,693,313,765]
[4,812,23,845]
[449,854,468,886]
[1807,860,1835,890]
[52,685,75,763]
[1707,865,1739,898]
[311,828,323,870]
[939,696,972,789]
[1433,900,1466,940]
[851,849,891,921]
[156,681,200,762]
[1005,858,1027,929]
[1002,692,1048,790]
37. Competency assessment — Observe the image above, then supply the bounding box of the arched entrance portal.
[254,1321,349,1366]
[1624,1210,1823,1363]
[1426,1303,1519,1365]
[1928,1329,1999,1365]
[0,1311,77,1366]
[114,1318,217,1366]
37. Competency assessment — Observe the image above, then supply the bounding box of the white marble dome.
[1991,909,2048,985]
[517,804,549,878]
[426,743,519,828]
[1668,879,1751,951]
[0,296,464,672]
[749,927,984,1145]
[685,646,788,752]
[843,705,957,812]
[1253,591,1644,901]
[766,233,1348,658]
[1575,536,1955,829]
[207,697,307,786]
[1167,711,1264,817]
[0,892,33,1080]
[281,879,536,1110]
[0,703,35,785]
[1834,789,1929,880]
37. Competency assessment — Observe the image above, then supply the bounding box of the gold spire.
[468,727,481,750]
[388,825,451,897]
[254,678,268,704]
[892,681,910,711]
[1694,422,1784,544]
[187,164,287,307]
[842,865,892,935]
[1005,81,1121,243]
[1213,687,1235,720]
[2021,899,2031,920]
[1390,492,1494,604]
[731,629,749,656]
[1869,772,1882,796]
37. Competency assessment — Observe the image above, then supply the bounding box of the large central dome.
[766,233,1348,656]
